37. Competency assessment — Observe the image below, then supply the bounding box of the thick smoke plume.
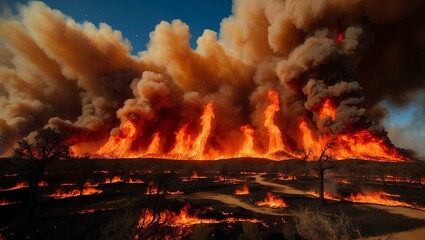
[0,0,424,159]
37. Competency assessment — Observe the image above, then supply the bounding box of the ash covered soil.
[0,158,424,239]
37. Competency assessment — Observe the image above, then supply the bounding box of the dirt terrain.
[0,158,424,239]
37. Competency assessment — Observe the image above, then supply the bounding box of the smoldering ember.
[0,0,424,239]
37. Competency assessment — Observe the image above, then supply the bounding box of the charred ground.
[0,157,424,239]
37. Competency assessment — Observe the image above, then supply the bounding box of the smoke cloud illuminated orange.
[0,0,418,161]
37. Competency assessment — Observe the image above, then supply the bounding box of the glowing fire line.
[72,91,407,162]
[307,190,425,210]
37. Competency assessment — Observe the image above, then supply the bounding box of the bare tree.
[297,148,313,179]
[316,142,336,205]
[13,127,71,218]
[72,154,97,196]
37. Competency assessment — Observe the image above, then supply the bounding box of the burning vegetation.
[134,203,268,239]
[73,92,408,161]
[49,183,102,199]
[307,190,425,211]
[1,0,422,162]
[256,192,287,209]
[235,184,250,195]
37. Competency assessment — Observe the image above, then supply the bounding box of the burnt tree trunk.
[80,183,84,196]
[319,168,325,205]
[28,171,42,219]
[316,142,335,206]
[28,185,38,219]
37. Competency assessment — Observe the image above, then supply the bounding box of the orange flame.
[166,190,184,195]
[319,99,336,121]
[169,103,214,160]
[0,199,21,206]
[235,184,249,195]
[75,91,407,161]
[264,90,286,154]
[104,176,124,184]
[128,178,144,184]
[191,102,214,160]
[306,190,340,201]
[137,203,268,236]
[307,190,425,210]
[191,171,207,179]
[299,116,407,161]
[145,185,163,195]
[299,119,322,158]
[238,125,257,157]
[256,192,287,208]
[146,132,161,154]
[38,181,48,187]
[76,208,114,215]
[170,123,193,156]
[97,120,138,158]
[49,184,102,199]
[0,182,27,192]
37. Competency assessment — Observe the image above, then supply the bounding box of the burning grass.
[235,184,250,195]
[128,178,144,184]
[134,204,268,239]
[307,190,425,210]
[256,192,287,208]
[48,183,102,199]
[0,182,27,192]
[0,199,21,206]
[104,176,124,184]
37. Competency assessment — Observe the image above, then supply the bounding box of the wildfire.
[0,182,27,192]
[128,178,144,184]
[146,132,161,155]
[306,190,340,201]
[256,192,287,208]
[307,190,425,210]
[235,184,250,195]
[104,176,124,183]
[170,123,192,156]
[166,190,184,195]
[238,125,257,157]
[145,182,164,195]
[60,183,77,186]
[191,172,207,179]
[38,181,48,187]
[181,172,208,181]
[346,191,417,208]
[136,204,268,239]
[0,199,21,206]
[96,120,138,158]
[275,173,297,181]
[76,208,114,215]
[191,103,215,160]
[49,183,102,199]
[299,107,407,161]
[71,89,407,162]
[214,176,244,183]
[319,99,336,121]
[334,179,351,184]
[264,90,287,155]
